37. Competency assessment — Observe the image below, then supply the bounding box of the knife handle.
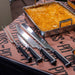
[28,47,42,63]
[54,50,71,67]
[40,48,56,65]
[17,46,32,62]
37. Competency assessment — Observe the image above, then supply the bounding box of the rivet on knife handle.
[17,34,42,63]
[17,45,32,62]
[16,25,56,65]
[3,27,32,63]
[27,47,42,63]
[40,48,56,65]
[54,50,71,67]
[21,24,71,67]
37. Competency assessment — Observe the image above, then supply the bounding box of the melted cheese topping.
[25,3,75,31]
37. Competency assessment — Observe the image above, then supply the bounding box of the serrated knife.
[17,34,42,63]
[16,25,56,65]
[21,23,71,67]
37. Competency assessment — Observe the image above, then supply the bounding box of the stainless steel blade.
[16,25,41,49]
[16,25,71,67]
[21,23,50,49]
[16,25,57,65]
[17,34,43,63]
[17,34,29,48]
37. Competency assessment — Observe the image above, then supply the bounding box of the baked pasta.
[25,3,75,31]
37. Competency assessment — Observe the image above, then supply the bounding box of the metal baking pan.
[67,0,75,9]
[23,1,75,37]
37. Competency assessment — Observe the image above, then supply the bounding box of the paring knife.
[17,34,42,63]
[21,23,71,67]
[16,25,56,65]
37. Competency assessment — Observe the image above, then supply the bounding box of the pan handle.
[59,18,72,28]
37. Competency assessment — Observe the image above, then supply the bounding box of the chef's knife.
[16,25,56,65]
[17,34,42,63]
[21,23,49,48]
[21,23,71,67]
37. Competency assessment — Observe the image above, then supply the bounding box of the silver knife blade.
[16,25,41,49]
[17,34,29,48]
[16,25,71,67]
[21,23,50,49]
[16,25,56,65]
[17,34,43,63]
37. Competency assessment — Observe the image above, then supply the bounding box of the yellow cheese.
[25,3,75,31]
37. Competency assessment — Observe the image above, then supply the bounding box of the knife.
[17,34,42,63]
[3,26,32,63]
[21,23,71,67]
[16,25,56,65]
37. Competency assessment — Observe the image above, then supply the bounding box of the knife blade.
[21,23,71,67]
[16,25,56,65]
[17,34,42,63]
[3,26,32,63]
[21,23,50,49]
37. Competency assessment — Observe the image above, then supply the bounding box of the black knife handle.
[40,48,56,65]
[28,47,42,63]
[54,50,71,67]
[17,46,32,62]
